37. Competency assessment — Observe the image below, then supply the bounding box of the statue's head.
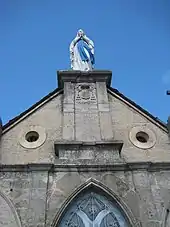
[77,29,85,37]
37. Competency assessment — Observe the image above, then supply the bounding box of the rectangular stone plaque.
[54,141,124,164]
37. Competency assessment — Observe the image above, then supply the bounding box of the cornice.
[1,162,170,172]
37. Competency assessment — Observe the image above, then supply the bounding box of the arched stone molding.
[0,190,22,227]
[51,178,140,227]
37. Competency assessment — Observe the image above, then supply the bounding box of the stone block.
[122,190,140,220]
[101,173,118,193]
[98,103,110,111]
[75,103,98,112]
[63,82,74,103]
[62,112,75,140]
[75,113,100,141]
[146,221,161,227]
[96,81,108,103]
[49,172,81,197]
[99,112,114,140]
[63,103,74,112]
[31,172,48,189]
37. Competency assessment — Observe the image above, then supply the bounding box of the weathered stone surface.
[96,81,108,104]
[99,111,114,140]
[122,190,140,220]
[54,142,123,164]
[75,112,101,141]
[101,173,118,193]
[0,190,22,227]
[1,167,170,226]
[63,82,74,104]
[0,94,62,165]
[146,221,161,227]
[109,92,169,162]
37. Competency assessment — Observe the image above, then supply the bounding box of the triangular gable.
[2,86,167,134]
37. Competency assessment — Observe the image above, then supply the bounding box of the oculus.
[129,126,156,149]
[19,126,46,149]
[25,131,39,142]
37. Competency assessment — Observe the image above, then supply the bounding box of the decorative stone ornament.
[75,83,97,102]
[129,126,156,149]
[19,126,46,149]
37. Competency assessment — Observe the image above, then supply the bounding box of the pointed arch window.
[58,189,130,227]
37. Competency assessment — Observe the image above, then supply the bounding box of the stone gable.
[0,70,169,227]
[0,71,168,165]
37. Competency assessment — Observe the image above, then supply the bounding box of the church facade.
[0,70,170,227]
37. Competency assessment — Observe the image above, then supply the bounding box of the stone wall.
[0,92,63,165]
[109,92,170,163]
[0,166,170,227]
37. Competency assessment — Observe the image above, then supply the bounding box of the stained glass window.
[59,190,129,227]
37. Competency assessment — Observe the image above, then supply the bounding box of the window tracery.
[59,191,129,227]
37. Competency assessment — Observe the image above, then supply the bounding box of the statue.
[70,29,95,71]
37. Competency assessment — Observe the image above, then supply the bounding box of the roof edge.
[108,87,168,133]
[2,88,63,133]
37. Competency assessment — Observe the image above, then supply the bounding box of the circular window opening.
[81,84,90,90]
[136,131,149,143]
[25,131,39,143]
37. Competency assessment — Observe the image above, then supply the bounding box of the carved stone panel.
[75,83,97,103]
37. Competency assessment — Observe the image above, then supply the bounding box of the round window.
[19,126,46,149]
[25,131,39,142]
[129,126,156,149]
[136,131,149,143]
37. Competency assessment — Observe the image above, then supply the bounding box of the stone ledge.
[1,162,170,172]
[57,70,112,88]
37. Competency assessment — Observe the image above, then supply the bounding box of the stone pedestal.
[57,70,114,142]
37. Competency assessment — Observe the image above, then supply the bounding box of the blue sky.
[0,0,170,124]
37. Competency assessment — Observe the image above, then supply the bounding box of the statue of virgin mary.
[69,29,95,71]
